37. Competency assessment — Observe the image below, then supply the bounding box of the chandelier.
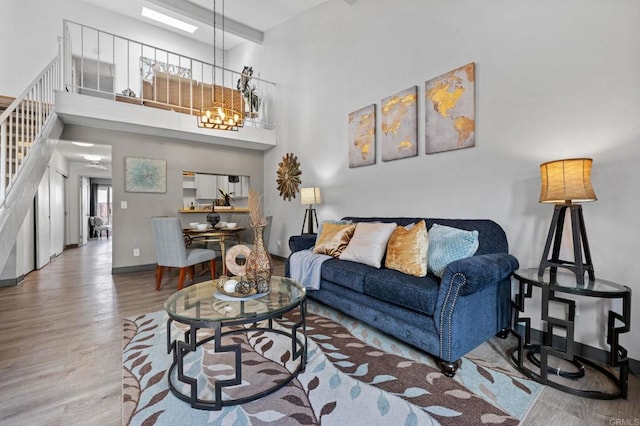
[198,0,243,131]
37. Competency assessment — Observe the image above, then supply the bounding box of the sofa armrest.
[435,252,518,362]
[289,234,317,253]
[441,253,519,296]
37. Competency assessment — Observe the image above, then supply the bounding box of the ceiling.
[78,0,330,48]
[58,0,333,170]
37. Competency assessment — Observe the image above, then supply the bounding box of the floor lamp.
[538,158,596,285]
[300,187,321,235]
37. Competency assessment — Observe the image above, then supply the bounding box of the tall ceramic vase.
[246,224,272,293]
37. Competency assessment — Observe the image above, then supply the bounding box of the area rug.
[123,302,541,425]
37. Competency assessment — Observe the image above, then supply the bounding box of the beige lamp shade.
[539,158,597,204]
[301,187,322,205]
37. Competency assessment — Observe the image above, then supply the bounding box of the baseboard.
[516,326,639,376]
[65,243,79,249]
[112,256,285,275]
[0,275,24,287]
[112,263,156,274]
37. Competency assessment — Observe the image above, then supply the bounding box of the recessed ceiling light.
[72,142,94,147]
[87,162,107,170]
[141,7,198,34]
[84,154,101,161]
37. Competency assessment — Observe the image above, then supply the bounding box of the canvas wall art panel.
[381,86,418,162]
[425,62,475,154]
[125,157,167,193]
[348,104,376,168]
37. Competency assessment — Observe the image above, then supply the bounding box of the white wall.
[0,0,216,97]
[229,0,640,359]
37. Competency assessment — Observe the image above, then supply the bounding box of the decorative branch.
[248,187,267,227]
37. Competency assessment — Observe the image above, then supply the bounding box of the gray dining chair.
[151,217,217,291]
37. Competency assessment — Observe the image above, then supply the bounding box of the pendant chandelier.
[199,0,243,131]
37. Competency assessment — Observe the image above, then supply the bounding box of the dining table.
[183,226,245,276]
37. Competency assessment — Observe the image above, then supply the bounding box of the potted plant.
[236,66,261,118]
[218,188,234,206]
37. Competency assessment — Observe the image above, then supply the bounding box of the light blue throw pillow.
[428,224,479,277]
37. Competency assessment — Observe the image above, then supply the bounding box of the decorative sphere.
[223,279,238,293]
[207,212,220,227]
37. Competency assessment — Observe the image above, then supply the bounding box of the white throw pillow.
[339,222,397,268]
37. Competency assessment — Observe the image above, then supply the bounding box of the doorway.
[89,178,112,238]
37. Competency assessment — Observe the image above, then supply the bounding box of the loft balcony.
[57,20,276,150]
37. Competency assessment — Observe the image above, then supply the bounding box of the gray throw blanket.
[289,249,331,290]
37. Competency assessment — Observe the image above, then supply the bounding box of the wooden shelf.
[179,208,249,213]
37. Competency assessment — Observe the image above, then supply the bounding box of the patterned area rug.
[123,302,541,425]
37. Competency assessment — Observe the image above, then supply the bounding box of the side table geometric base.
[510,269,631,400]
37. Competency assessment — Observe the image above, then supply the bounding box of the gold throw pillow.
[313,223,357,257]
[385,220,429,277]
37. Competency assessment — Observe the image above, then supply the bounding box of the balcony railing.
[62,20,274,129]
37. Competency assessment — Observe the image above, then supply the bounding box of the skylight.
[141,7,198,34]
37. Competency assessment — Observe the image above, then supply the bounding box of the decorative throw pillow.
[428,224,479,278]
[316,219,352,238]
[339,222,397,268]
[313,223,357,257]
[385,220,429,277]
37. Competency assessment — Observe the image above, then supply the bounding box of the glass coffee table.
[164,276,307,410]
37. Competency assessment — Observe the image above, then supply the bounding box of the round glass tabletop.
[514,268,630,297]
[164,276,306,324]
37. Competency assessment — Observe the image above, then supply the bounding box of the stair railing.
[0,55,60,204]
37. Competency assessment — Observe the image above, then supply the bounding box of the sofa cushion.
[313,223,356,257]
[321,258,375,294]
[428,224,479,277]
[385,220,429,277]
[364,269,440,316]
[339,222,397,268]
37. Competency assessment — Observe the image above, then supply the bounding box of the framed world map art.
[381,86,418,162]
[125,157,167,193]
[425,62,475,154]
[348,104,376,168]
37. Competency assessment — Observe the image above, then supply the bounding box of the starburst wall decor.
[276,153,301,201]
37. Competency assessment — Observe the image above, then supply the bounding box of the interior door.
[36,168,51,269]
[50,170,65,257]
[80,176,90,245]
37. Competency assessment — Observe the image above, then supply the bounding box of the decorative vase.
[246,224,272,293]
[206,203,220,227]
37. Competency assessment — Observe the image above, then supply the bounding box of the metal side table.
[510,268,631,399]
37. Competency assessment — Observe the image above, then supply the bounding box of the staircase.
[0,57,63,273]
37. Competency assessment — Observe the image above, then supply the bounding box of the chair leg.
[178,267,187,290]
[155,265,165,291]
[209,259,217,280]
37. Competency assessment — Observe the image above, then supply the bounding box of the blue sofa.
[286,217,519,377]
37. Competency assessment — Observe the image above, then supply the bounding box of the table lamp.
[538,158,596,284]
[300,187,321,234]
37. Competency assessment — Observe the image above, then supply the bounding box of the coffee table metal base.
[166,301,307,410]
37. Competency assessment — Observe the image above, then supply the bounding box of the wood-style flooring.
[0,239,637,425]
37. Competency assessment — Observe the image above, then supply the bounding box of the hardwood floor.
[0,240,637,425]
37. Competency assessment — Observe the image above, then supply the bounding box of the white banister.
[0,56,60,205]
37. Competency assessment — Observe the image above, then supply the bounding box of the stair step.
[0,95,15,109]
